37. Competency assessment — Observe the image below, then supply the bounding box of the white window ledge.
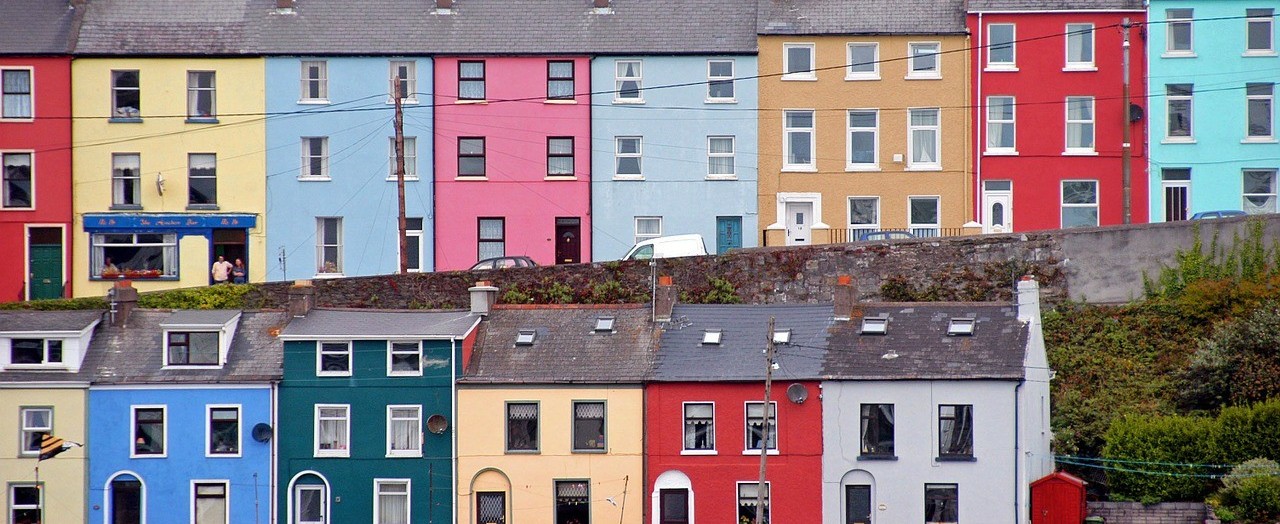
[705,98,738,104]
[385,177,421,182]
[1161,52,1197,58]
[612,98,645,105]
[1242,51,1277,57]
[846,165,881,172]
[1062,150,1099,156]
[984,150,1019,156]
[544,176,578,181]
[742,449,781,456]
[1062,65,1097,72]
[455,176,489,181]
[905,165,943,171]
[705,175,738,181]
[681,450,718,456]
[844,75,882,81]
[612,175,645,181]
[297,176,332,182]
[1161,138,1196,145]
[387,99,420,105]
[984,66,1018,72]
[544,99,577,105]
[297,99,330,105]
[453,100,486,105]
[313,272,345,279]
[905,74,942,80]
[781,166,818,173]
[1242,138,1278,144]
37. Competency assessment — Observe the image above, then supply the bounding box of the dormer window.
[594,316,615,333]
[861,316,888,335]
[11,339,62,365]
[772,329,791,345]
[702,330,722,345]
[165,331,220,366]
[947,318,976,336]
[516,330,536,346]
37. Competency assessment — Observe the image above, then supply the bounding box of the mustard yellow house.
[757,0,975,246]
[70,3,265,297]
[458,305,651,524]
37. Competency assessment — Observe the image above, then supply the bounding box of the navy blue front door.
[716,216,742,255]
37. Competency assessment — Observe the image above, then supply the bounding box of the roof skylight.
[861,316,888,335]
[702,330,722,345]
[947,318,976,336]
[515,330,536,346]
[594,316,615,333]
[772,329,791,345]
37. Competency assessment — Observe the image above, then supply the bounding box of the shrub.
[137,284,254,309]
[1217,459,1280,523]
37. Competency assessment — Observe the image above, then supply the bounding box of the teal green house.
[276,300,482,524]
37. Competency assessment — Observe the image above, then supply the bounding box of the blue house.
[261,4,435,279]
[1147,1,1278,221]
[275,283,483,524]
[86,304,284,524]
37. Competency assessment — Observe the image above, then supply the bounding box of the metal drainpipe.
[976,12,985,227]
[1014,382,1022,522]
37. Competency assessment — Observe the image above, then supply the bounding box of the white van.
[623,234,709,260]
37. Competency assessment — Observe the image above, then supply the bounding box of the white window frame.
[1061,180,1100,228]
[986,24,1016,70]
[907,108,942,170]
[404,217,424,273]
[614,60,643,103]
[206,404,242,458]
[299,60,328,103]
[1,67,34,121]
[314,404,351,458]
[846,42,880,80]
[186,70,216,120]
[291,480,328,524]
[846,109,879,170]
[1165,84,1194,142]
[634,216,662,244]
[908,196,942,238]
[783,109,816,171]
[6,338,63,367]
[191,480,230,524]
[1246,83,1274,141]
[2,150,35,209]
[163,330,222,368]
[387,136,418,181]
[847,196,880,238]
[614,136,643,180]
[682,401,716,454]
[386,405,423,458]
[743,401,779,454]
[1064,96,1096,154]
[782,43,816,80]
[907,42,942,79]
[1064,23,1096,70]
[986,96,1016,154]
[1243,169,1278,214]
[374,479,411,524]
[389,61,417,103]
[130,404,168,459]
[1165,8,1195,56]
[707,135,736,179]
[387,340,423,377]
[316,217,343,276]
[316,341,352,377]
[299,137,330,180]
[18,407,52,457]
[111,152,142,207]
[706,59,736,102]
[737,481,771,524]
[90,232,177,279]
[1246,8,1275,55]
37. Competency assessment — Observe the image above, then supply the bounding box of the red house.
[0,0,77,301]
[647,286,828,524]
[968,0,1147,233]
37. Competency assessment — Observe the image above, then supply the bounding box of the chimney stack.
[833,275,858,321]
[275,0,295,12]
[109,281,138,327]
[288,280,315,318]
[653,275,676,322]
[1016,275,1041,324]
[469,281,499,316]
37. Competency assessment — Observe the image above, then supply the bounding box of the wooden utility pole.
[755,316,776,524]
[393,77,409,273]
[1121,18,1133,224]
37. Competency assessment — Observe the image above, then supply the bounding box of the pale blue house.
[1148,1,1278,221]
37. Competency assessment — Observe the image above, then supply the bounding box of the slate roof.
[0,0,79,55]
[653,303,833,382]
[279,308,479,339]
[160,309,241,328]
[463,304,654,384]
[74,0,261,55]
[88,309,287,384]
[822,303,1028,380]
[966,0,1144,12]
[758,0,967,35]
[254,0,759,55]
[0,310,104,334]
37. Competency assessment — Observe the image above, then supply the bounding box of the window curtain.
[1068,28,1093,63]
[912,130,937,163]
[378,485,409,524]
[161,235,178,276]
[616,62,640,98]
[3,70,31,118]
[390,408,419,451]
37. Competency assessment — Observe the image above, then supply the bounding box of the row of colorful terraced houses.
[0,277,1053,524]
[2,0,1277,301]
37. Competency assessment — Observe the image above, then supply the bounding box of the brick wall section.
[240,215,1280,310]
[1087,501,1219,524]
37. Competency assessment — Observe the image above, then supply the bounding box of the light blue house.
[1148,1,1278,221]
[86,307,285,524]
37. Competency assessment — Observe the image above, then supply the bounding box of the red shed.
[1031,470,1087,524]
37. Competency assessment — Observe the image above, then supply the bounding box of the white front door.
[295,485,325,524]
[785,202,813,245]
[982,181,1013,234]
[1163,181,1190,221]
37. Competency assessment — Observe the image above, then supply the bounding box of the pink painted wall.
[433,56,592,270]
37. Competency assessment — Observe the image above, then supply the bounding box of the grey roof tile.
[0,0,79,54]
[161,309,241,328]
[967,0,1143,12]
[758,0,967,35]
[74,0,261,55]
[464,305,654,384]
[279,308,479,339]
[88,309,287,384]
[0,310,104,334]
[653,303,833,381]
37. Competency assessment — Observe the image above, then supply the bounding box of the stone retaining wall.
[1087,501,1219,524]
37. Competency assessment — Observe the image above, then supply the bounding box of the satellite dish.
[786,383,808,404]
[426,414,449,434]
[251,423,273,443]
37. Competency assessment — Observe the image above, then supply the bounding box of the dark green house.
[277,304,481,524]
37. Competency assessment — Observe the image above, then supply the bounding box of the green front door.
[28,233,63,300]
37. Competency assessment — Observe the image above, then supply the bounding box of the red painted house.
[968,0,1147,233]
[0,0,78,301]
[647,288,828,524]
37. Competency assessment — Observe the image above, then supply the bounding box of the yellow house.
[0,310,101,524]
[69,56,266,298]
[458,305,651,524]
[757,1,975,246]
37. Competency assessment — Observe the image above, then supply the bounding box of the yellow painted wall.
[70,58,266,297]
[0,387,87,524]
[457,385,644,524]
[758,35,973,245]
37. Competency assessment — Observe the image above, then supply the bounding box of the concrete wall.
[1087,501,1215,524]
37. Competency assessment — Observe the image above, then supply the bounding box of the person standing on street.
[231,258,247,284]
[211,255,233,285]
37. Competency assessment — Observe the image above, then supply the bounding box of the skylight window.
[772,329,791,345]
[861,316,888,335]
[947,318,976,336]
[515,330,536,346]
[702,330,722,345]
[594,316,615,333]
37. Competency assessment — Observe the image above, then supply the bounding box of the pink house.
[433,56,592,270]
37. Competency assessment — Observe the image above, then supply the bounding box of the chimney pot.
[437,0,453,9]
[593,0,609,7]
[276,0,292,9]
[288,280,315,318]
[653,276,676,322]
[833,275,857,321]
[110,282,138,327]
[469,282,499,316]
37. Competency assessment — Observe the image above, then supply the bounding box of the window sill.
[1243,51,1278,57]
[936,455,977,462]
[544,175,578,181]
[91,276,179,282]
[297,176,332,182]
[0,117,35,123]
[386,452,423,458]
[298,99,330,105]
[742,449,780,456]
[781,75,818,82]
[1161,138,1196,145]
[313,272,345,279]
[613,98,646,105]
[315,372,352,377]
[680,449,717,456]
[612,175,644,181]
[207,452,243,459]
[453,99,486,105]
[781,166,818,173]
[984,150,1019,156]
[109,117,144,123]
[385,177,421,182]
[505,449,540,454]
[185,118,219,124]
[456,176,488,181]
[1161,52,1197,59]
[905,74,942,81]
[844,75,881,81]
[109,204,144,211]
[1242,138,1278,144]
[544,99,578,104]
[388,98,420,105]
[983,66,1018,72]
[186,204,220,211]
[705,98,738,104]
[905,165,943,171]
[1062,65,1097,72]
[1062,150,1099,156]
[313,451,350,458]
[856,454,898,461]
[706,175,738,181]
[572,449,608,454]
[162,364,224,370]
[130,454,168,459]
[387,371,423,378]
[1,206,35,211]
[846,165,880,172]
